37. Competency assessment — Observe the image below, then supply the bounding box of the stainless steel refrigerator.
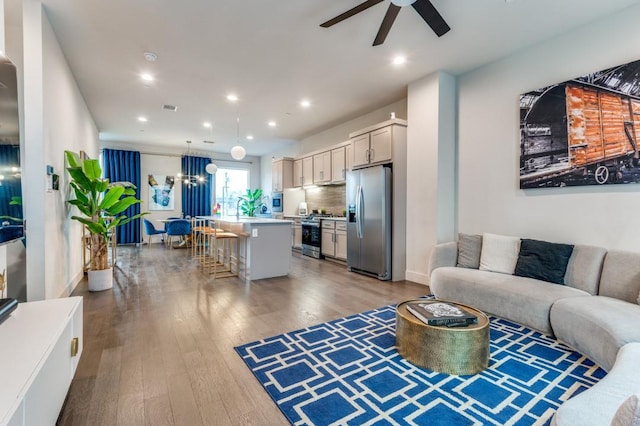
[346,165,392,280]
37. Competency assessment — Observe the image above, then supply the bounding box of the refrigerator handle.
[356,185,362,239]
[357,185,364,239]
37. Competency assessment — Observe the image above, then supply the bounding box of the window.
[214,168,249,216]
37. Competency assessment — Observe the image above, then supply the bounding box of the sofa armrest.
[428,241,458,277]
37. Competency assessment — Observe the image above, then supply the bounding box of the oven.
[301,218,322,258]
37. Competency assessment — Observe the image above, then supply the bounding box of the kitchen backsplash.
[304,185,347,216]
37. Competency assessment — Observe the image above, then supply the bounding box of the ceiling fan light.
[390,0,416,6]
[205,163,218,174]
[230,145,246,161]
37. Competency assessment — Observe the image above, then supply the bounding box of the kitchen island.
[196,216,292,280]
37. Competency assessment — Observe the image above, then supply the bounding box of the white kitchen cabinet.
[321,220,347,260]
[321,220,335,257]
[351,122,399,169]
[351,133,371,168]
[335,222,347,260]
[346,144,352,174]
[271,158,293,192]
[293,157,313,187]
[331,146,347,183]
[293,159,302,187]
[313,151,331,184]
[292,218,302,249]
[1,297,83,426]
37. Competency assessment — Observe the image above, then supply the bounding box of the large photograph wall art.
[520,59,640,188]
[148,174,175,210]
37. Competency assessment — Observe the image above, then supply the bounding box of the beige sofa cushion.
[430,267,590,335]
[599,250,640,303]
[550,296,640,371]
[611,394,640,426]
[479,233,520,274]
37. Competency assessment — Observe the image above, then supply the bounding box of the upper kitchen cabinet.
[350,119,407,169]
[331,146,347,183]
[272,158,293,192]
[293,156,313,187]
[313,151,331,184]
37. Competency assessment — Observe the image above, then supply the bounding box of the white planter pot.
[87,268,113,292]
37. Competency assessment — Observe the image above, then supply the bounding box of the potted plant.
[239,188,266,217]
[65,150,148,291]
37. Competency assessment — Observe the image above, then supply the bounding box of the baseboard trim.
[405,270,430,286]
[59,271,85,298]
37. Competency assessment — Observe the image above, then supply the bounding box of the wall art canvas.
[148,174,175,210]
[520,59,640,188]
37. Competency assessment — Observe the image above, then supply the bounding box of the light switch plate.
[252,228,258,237]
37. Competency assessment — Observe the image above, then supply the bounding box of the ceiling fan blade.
[411,0,451,37]
[373,3,401,46]
[320,0,385,28]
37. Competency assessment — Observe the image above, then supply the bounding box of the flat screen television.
[0,56,23,245]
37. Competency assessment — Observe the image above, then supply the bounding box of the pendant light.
[177,140,203,186]
[205,162,218,174]
[204,122,218,174]
[230,116,246,160]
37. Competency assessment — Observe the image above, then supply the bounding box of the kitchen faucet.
[236,198,242,219]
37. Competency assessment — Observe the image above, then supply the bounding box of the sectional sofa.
[428,233,640,425]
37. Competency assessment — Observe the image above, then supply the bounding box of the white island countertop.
[195,215,292,281]
[197,216,292,224]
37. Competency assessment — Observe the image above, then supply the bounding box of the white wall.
[405,72,456,285]
[259,99,407,198]
[457,4,640,251]
[140,153,181,243]
[13,1,99,299]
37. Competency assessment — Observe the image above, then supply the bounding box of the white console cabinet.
[0,297,83,426]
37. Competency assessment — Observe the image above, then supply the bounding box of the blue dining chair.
[143,218,165,247]
[165,219,192,249]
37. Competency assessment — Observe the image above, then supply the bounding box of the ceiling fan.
[320,0,450,46]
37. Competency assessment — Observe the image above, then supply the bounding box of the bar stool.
[191,218,214,258]
[205,231,239,278]
[196,226,225,268]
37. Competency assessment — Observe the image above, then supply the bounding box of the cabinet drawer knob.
[71,337,79,357]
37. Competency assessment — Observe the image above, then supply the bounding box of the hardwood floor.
[60,245,429,425]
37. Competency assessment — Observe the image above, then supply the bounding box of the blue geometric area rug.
[235,304,606,426]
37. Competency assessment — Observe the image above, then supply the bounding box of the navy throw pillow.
[514,239,574,285]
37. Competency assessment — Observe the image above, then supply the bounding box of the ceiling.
[40,0,639,157]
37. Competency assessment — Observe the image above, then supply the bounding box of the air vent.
[162,104,178,111]
[203,140,215,144]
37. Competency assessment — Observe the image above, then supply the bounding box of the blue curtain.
[102,149,141,244]
[181,155,212,217]
[0,145,22,223]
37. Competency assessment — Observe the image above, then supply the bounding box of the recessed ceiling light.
[300,99,311,108]
[203,122,212,128]
[141,73,154,82]
[138,116,148,122]
[246,135,254,140]
[226,94,239,102]
[392,55,406,66]
[144,52,158,62]
[268,121,277,127]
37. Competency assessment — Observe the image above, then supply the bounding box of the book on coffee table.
[406,301,478,327]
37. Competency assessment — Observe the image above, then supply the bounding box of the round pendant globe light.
[230,145,246,160]
[230,116,246,160]
[205,163,218,174]
[390,0,416,5]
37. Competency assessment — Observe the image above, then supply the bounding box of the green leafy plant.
[239,188,265,217]
[65,150,148,271]
[0,196,23,223]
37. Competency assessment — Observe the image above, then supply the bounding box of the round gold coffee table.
[395,299,489,375]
